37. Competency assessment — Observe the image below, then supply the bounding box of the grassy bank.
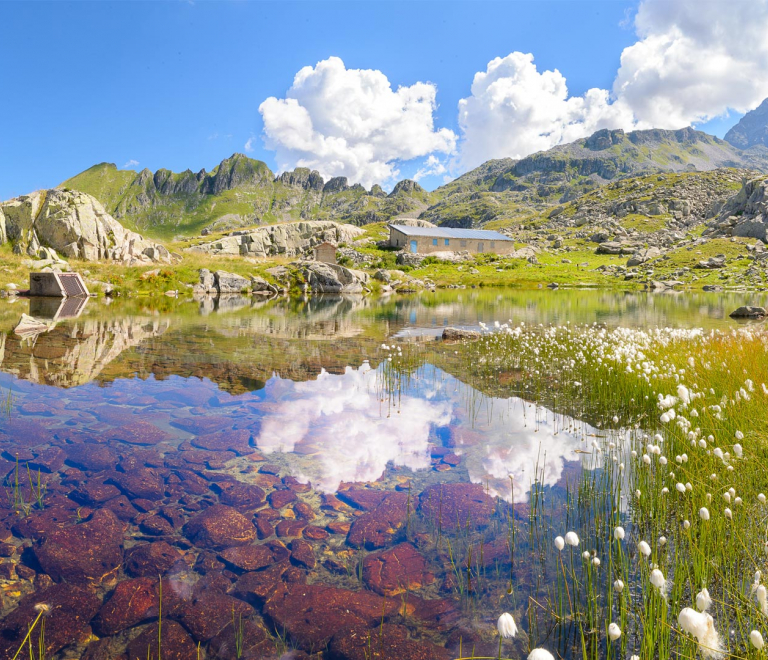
[408,322,768,658]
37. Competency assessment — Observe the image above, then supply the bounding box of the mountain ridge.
[59,122,768,239]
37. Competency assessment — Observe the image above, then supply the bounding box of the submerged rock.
[0,584,100,660]
[347,492,409,549]
[363,543,434,596]
[419,483,496,531]
[330,623,451,660]
[33,508,124,585]
[125,620,197,660]
[183,504,256,549]
[264,583,399,651]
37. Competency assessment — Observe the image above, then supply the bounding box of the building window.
[490,241,495,249]
[432,239,438,246]
[444,239,450,246]
[460,240,467,248]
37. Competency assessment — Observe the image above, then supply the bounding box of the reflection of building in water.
[0,315,170,387]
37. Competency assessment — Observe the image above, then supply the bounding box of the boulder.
[596,241,636,255]
[697,255,726,269]
[250,275,279,295]
[396,252,425,267]
[0,189,169,263]
[419,483,496,531]
[215,270,250,293]
[302,262,365,294]
[441,327,481,341]
[729,306,767,318]
[627,247,662,267]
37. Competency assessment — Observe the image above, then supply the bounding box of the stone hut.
[314,242,337,264]
[388,225,514,255]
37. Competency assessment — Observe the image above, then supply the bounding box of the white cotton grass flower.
[724,508,732,520]
[757,584,768,616]
[678,607,721,659]
[696,588,712,612]
[614,526,625,541]
[582,551,591,561]
[608,622,621,641]
[683,520,691,529]
[676,482,687,494]
[614,579,624,593]
[651,568,669,599]
[638,540,651,557]
[750,630,765,650]
[565,531,579,547]
[760,493,767,504]
[497,612,517,639]
[33,603,51,614]
[658,536,667,547]
[700,507,710,521]
[554,536,565,551]
[527,650,555,660]
[736,430,744,440]
[723,492,731,504]
[733,444,743,458]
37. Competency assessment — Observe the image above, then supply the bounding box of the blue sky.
[0,0,760,201]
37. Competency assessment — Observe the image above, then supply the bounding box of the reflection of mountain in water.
[0,316,170,387]
[201,294,371,340]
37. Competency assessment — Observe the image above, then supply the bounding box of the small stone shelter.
[313,242,337,264]
[388,225,514,255]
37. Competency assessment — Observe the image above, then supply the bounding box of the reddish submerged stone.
[347,492,409,549]
[330,623,451,660]
[183,504,256,549]
[264,583,399,652]
[124,541,183,577]
[33,508,124,585]
[0,584,100,660]
[419,483,495,530]
[94,577,159,635]
[363,543,434,596]
[219,541,289,572]
[125,620,197,660]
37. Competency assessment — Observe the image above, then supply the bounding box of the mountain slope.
[62,155,434,240]
[421,127,768,229]
[725,98,768,150]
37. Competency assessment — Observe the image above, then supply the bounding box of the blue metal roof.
[388,224,512,241]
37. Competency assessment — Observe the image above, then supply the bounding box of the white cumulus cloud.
[457,52,636,169]
[123,159,140,168]
[614,0,768,128]
[258,56,456,188]
[457,0,768,170]
[244,136,255,153]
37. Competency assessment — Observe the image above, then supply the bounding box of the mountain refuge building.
[313,241,337,264]
[388,225,515,255]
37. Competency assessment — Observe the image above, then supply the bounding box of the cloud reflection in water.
[254,363,595,501]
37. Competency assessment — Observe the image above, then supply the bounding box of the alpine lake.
[0,288,765,660]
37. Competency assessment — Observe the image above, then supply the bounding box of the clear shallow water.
[0,290,759,659]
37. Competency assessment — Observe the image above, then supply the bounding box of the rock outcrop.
[186,221,364,258]
[0,189,171,263]
[302,262,367,294]
[705,176,768,241]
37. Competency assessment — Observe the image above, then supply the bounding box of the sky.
[1,0,768,201]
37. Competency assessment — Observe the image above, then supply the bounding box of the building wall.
[314,245,337,264]
[389,227,515,255]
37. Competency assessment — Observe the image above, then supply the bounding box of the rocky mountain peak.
[323,177,349,194]
[584,129,626,150]
[725,98,768,149]
[276,168,324,191]
[389,179,425,197]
